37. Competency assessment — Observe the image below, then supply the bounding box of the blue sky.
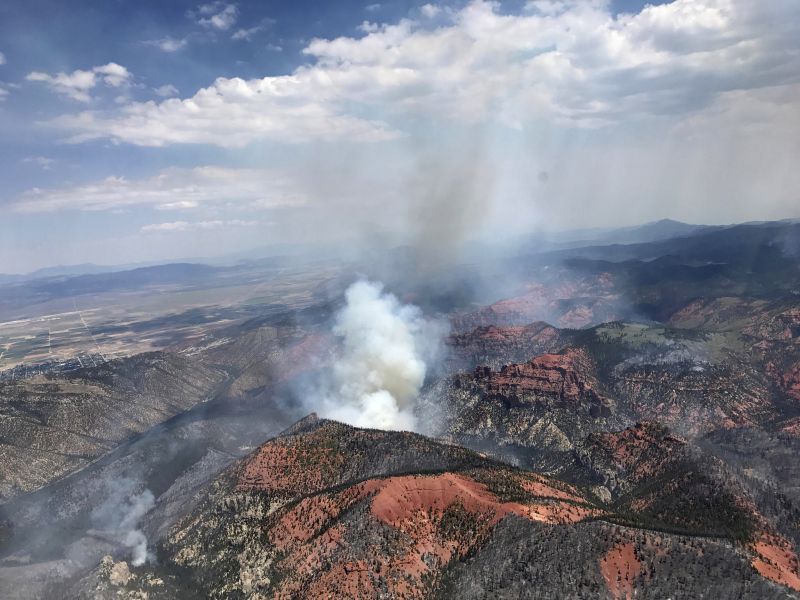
[0,0,798,273]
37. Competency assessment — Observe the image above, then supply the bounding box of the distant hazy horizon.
[1,214,793,276]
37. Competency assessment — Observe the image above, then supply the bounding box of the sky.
[0,0,799,273]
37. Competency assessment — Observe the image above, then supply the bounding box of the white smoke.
[315,280,442,431]
[91,477,155,566]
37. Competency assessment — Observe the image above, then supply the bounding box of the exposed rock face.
[108,560,131,586]
[778,416,800,437]
[572,422,690,498]
[781,362,800,402]
[474,349,612,417]
[434,317,786,469]
[424,348,624,472]
[446,322,565,371]
[743,307,800,342]
[63,554,177,600]
[612,360,776,436]
[571,423,752,534]
[669,298,800,411]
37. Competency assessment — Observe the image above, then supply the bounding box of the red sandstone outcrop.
[446,322,564,369]
[471,348,612,417]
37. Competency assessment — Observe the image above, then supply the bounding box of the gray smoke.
[405,137,493,273]
[313,280,444,431]
[90,477,155,566]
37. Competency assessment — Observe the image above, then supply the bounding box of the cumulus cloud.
[420,4,440,19]
[26,69,96,102]
[191,2,239,30]
[26,62,131,101]
[154,84,179,97]
[312,281,443,431]
[33,0,800,143]
[93,63,130,87]
[47,76,398,145]
[141,219,258,233]
[11,166,306,213]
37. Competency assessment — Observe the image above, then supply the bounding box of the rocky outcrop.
[472,349,612,418]
[422,348,625,472]
[571,422,688,495]
[446,322,565,370]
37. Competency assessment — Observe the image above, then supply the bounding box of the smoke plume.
[315,280,442,431]
[91,477,155,566]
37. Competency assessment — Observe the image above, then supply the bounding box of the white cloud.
[141,219,258,233]
[47,76,399,146]
[155,200,198,210]
[27,69,96,102]
[0,51,6,65]
[30,0,800,143]
[420,4,440,19]
[145,37,188,52]
[11,166,306,213]
[232,20,273,41]
[192,2,239,30]
[26,63,131,102]
[231,26,258,41]
[526,1,572,17]
[154,84,179,97]
[93,63,130,87]
[22,156,56,170]
[0,87,7,101]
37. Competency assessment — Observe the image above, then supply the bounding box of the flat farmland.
[0,259,343,374]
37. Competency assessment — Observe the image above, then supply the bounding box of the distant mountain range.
[549,217,716,246]
[0,218,713,285]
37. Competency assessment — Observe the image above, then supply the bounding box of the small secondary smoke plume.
[315,280,442,431]
[91,477,155,566]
